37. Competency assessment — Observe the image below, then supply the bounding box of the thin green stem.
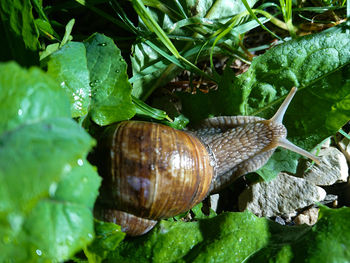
[241,0,282,40]
[255,9,297,31]
[279,0,296,37]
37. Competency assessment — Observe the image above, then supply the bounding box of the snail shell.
[96,121,215,235]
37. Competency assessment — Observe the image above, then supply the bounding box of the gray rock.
[297,147,348,186]
[238,173,326,217]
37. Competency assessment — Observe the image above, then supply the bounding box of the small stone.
[294,207,319,226]
[338,132,350,162]
[275,216,286,225]
[283,211,297,221]
[238,173,326,217]
[209,193,220,212]
[297,147,348,186]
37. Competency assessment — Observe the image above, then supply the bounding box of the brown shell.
[103,121,214,220]
[96,208,157,236]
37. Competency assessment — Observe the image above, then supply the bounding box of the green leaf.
[0,118,99,262]
[84,33,136,125]
[0,62,100,262]
[39,43,60,61]
[235,28,350,117]
[105,211,270,262]
[0,61,70,134]
[190,202,217,219]
[0,0,39,66]
[100,207,350,262]
[44,33,136,124]
[299,206,350,262]
[21,200,95,262]
[285,65,350,148]
[46,42,91,118]
[34,19,59,40]
[85,220,126,263]
[53,159,101,210]
[61,19,75,47]
[164,114,189,130]
[256,148,298,181]
[0,118,94,213]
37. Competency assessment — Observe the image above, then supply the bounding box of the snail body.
[96,87,319,236]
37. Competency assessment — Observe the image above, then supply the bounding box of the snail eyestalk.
[277,137,320,164]
[270,87,297,124]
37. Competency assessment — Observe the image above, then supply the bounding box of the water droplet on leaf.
[89,79,100,87]
[77,159,84,166]
[49,182,57,197]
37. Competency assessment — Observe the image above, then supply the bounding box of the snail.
[94,87,320,236]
